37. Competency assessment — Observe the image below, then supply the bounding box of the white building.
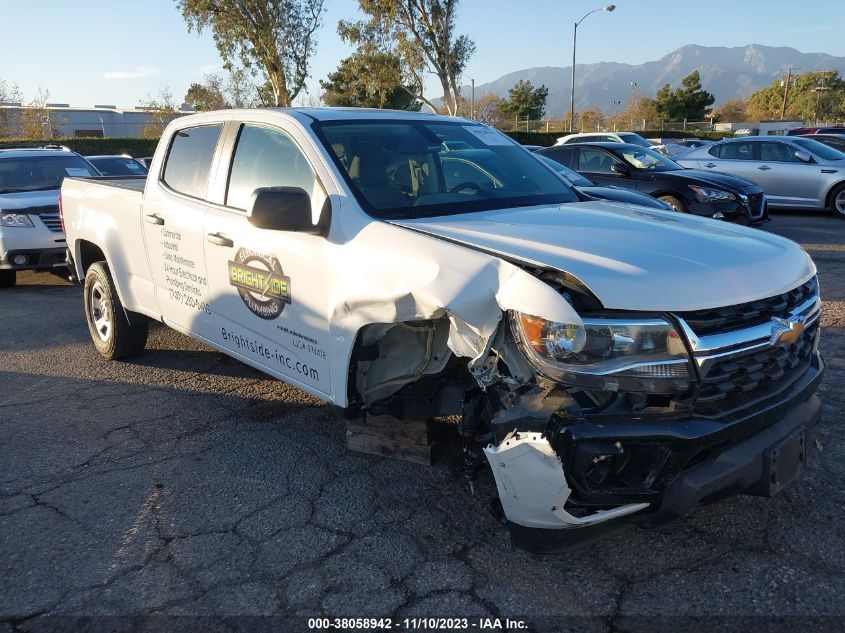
[714,120,805,136]
[0,103,195,139]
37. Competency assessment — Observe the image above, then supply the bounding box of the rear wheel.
[84,262,148,359]
[657,195,687,212]
[0,270,15,288]
[830,183,845,218]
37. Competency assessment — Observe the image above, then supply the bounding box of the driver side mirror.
[247,187,328,235]
[610,163,630,176]
[794,150,813,163]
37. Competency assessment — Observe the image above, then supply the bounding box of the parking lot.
[1,212,844,630]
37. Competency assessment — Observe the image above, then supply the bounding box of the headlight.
[688,185,735,203]
[0,213,34,227]
[512,312,693,394]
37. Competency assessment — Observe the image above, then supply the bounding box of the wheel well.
[824,181,845,209]
[78,241,106,275]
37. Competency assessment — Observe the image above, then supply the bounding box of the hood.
[0,189,60,211]
[390,202,815,312]
[654,168,759,191]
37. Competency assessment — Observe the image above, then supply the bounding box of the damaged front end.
[345,261,823,553]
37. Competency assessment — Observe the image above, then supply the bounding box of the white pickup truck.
[61,108,823,552]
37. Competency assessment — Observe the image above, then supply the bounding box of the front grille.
[37,210,63,232]
[694,322,817,418]
[678,277,817,336]
[744,192,765,219]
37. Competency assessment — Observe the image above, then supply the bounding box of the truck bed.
[68,175,147,193]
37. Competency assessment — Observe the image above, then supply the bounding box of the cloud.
[103,65,159,80]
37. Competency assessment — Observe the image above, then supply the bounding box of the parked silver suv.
[677,136,845,217]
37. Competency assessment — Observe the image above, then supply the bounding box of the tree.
[472,93,506,127]
[185,74,229,111]
[577,106,605,132]
[607,94,657,130]
[320,52,421,110]
[0,80,23,138]
[714,98,748,122]
[747,70,845,123]
[500,80,548,121]
[177,0,325,107]
[20,87,51,140]
[653,71,715,122]
[338,0,475,115]
[139,86,180,139]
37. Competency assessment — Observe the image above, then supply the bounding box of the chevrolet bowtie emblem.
[770,316,806,347]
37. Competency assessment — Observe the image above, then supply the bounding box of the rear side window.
[162,125,222,199]
[538,147,574,167]
[710,141,754,160]
[226,124,319,210]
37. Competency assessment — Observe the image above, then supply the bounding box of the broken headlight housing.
[511,312,693,394]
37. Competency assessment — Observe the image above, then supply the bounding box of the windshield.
[618,133,654,148]
[619,146,683,171]
[537,155,593,186]
[87,156,148,176]
[316,120,578,219]
[792,137,845,161]
[0,155,98,193]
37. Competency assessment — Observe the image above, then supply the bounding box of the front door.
[755,140,821,207]
[202,123,332,399]
[141,123,223,333]
[576,147,627,187]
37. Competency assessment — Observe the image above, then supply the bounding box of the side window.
[540,147,573,167]
[162,125,222,199]
[714,141,755,161]
[578,148,617,173]
[227,124,320,211]
[759,141,801,163]
[599,135,621,142]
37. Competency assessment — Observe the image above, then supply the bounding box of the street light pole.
[569,4,615,133]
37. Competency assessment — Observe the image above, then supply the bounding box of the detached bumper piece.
[493,353,823,554]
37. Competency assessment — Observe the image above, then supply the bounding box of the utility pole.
[470,78,475,119]
[780,66,794,120]
[814,70,833,125]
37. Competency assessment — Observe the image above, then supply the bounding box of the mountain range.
[459,44,845,118]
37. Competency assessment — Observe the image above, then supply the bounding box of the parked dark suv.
[537,142,769,225]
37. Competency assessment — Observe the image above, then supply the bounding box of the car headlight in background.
[0,213,34,227]
[512,312,693,394]
[688,185,735,204]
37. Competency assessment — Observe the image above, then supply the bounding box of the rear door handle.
[705,162,716,168]
[758,165,772,171]
[206,232,233,247]
[145,214,164,225]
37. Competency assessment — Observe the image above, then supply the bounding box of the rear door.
[699,140,757,181]
[201,121,333,399]
[141,123,222,333]
[755,140,821,207]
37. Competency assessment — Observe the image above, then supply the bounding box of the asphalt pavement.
[1,212,844,632]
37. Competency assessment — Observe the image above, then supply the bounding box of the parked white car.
[555,131,655,148]
[61,109,823,552]
[0,147,99,287]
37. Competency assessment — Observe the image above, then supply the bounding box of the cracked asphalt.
[1,212,844,632]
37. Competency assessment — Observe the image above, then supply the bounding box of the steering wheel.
[448,181,483,194]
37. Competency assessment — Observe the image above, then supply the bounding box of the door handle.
[705,162,716,168]
[145,214,164,225]
[758,165,772,171]
[206,232,233,247]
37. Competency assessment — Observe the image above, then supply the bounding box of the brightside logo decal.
[227,248,291,320]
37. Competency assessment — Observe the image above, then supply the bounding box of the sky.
[1,0,844,109]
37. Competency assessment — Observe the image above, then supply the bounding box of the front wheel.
[0,270,16,288]
[830,183,845,218]
[84,262,148,359]
[657,195,687,212]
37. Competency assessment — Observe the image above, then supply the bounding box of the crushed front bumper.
[493,352,823,553]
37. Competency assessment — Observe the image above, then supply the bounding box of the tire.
[657,195,687,212]
[829,183,845,218]
[83,262,148,359]
[0,270,15,288]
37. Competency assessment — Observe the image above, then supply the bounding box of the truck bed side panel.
[62,177,157,317]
